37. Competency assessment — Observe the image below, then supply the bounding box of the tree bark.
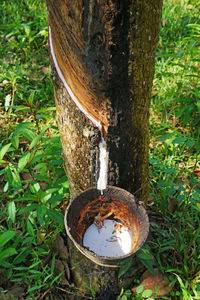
[46,0,162,298]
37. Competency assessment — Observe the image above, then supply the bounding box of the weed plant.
[148,0,200,299]
[0,0,199,299]
[0,0,69,298]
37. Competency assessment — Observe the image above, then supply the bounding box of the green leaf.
[61,180,69,189]
[6,166,22,188]
[0,247,17,264]
[158,132,175,142]
[0,143,11,160]
[47,194,64,206]
[15,196,37,202]
[22,129,35,141]
[142,289,153,298]
[13,247,32,264]
[157,181,168,188]
[6,167,13,186]
[124,290,132,297]
[27,220,34,236]
[33,162,47,171]
[118,257,132,278]
[18,204,39,215]
[51,254,56,274]
[29,132,45,150]
[28,284,45,293]
[49,159,63,166]
[172,137,187,144]
[11,135,19,149]
[166,188,176,196]
[136,247,155,261]
[37,205,47,226]
[0,231,16,249]
[139,259,155,275]
[27,91,35,105]
[4,182,9,193]
[8,201,16,223]
[0,169,5,176]
[1,261,13,269]
[136,247,155,275]
[31,182,41,193]
[185,140,195,147]
[13,266,29,271]
[162,168,176,174]
[18,152,31,172]
[38,29,48,37]
[13,122,31,137]
[177,194,185,203]
[37,107,56,113]
[14,105,31,112]
[136,285,144,294]
[50,270,65,286]
[119,288,124,297]
[46,209,64,225]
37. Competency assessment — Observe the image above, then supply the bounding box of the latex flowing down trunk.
[46,0,162,298]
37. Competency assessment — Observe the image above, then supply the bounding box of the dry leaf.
[21,172,33,181]
[1,80,9,86]
[132,269,173,297]
[37,231,46,245]
[194,169,200,176]
[42,67,49,74]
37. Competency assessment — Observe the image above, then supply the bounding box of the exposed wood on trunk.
[47,0,109,136]
[46,0,162,297]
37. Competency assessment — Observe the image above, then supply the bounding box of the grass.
[0,0,199,299]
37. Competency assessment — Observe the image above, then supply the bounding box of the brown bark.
[46,0,162,298]
[46,0,162,202]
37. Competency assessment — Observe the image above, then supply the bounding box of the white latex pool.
[83,219,133,257]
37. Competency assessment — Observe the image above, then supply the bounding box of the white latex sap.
[83,219,133,257]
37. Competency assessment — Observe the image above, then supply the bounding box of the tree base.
[65,236,145,299]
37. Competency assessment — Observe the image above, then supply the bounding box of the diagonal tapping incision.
[48,24,109,193]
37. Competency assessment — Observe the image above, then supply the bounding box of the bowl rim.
[64,185,149,265]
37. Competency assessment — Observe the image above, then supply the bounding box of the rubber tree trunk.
[46,0,162,298]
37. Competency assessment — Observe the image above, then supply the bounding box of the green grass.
[0,1,69,298]
[0,0,200,299]
[152,0,200,137]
